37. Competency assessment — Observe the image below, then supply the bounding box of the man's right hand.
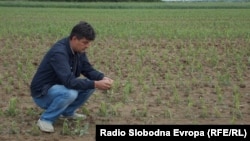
[94,79,113,90]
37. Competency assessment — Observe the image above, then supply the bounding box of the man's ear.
[72,36,78,41]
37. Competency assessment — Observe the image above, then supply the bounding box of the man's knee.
[65,90,78,102]
[88,89,95,94]
[79,89,95,96]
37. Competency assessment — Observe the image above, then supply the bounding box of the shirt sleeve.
[50,52,95,90]
[80,53,104,80]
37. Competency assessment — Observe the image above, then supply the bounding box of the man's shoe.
[60,113,87,120]
[37,119,54,133]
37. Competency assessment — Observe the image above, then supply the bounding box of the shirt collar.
[67,36,75,55]
[70,45,75,55]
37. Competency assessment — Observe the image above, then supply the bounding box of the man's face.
[71,36,91,53]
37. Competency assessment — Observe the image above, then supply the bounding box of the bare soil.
[0,37,249,141]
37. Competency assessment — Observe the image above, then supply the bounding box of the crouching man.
[30,21,113,132]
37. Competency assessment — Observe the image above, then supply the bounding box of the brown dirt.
[0,37,250,141]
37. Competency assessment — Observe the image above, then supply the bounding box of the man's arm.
[79,53,104,80]
[79,53,114,90]
[50,52,95,90]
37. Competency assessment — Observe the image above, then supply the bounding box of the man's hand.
[103,77,114,84]
[94,77,114,90]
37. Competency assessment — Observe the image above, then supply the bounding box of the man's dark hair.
[69,21,96,41]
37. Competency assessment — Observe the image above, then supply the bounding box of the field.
[0,2,250,141]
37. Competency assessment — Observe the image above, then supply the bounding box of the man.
[30,21,113,133]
